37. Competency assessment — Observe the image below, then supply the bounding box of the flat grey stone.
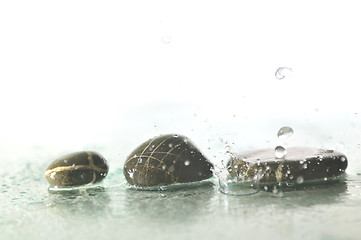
[227,147,347,184]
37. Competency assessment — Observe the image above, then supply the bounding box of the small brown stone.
[45,151,109,187]
[123,134,214,187]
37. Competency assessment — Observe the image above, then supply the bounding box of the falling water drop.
[275,146,287,159]
[277,126,294,139]
[275,67,293,80]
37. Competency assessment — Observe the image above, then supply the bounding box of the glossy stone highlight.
[227,147,347,184]
[123,134,214,187]
[45,151,109,187]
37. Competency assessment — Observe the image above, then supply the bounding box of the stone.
[123,134,214,187]
[227,147,347,184]
[45,151,109,187]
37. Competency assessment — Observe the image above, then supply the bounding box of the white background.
[1,1,361,170]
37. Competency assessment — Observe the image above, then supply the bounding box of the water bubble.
[275,146,287,158]
[275,67,293,80]
[296,176,304,184]
[277,126,294,139]
[184,160,190,166]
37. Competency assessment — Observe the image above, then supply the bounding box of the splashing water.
[277,127,294,139]
[217,168,260,196]
[275,67,293,80]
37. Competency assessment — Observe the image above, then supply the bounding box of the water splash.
[217,168,260,196]
[275,67,293,80]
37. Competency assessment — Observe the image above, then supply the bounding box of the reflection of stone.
[227,147,347,184]
[45,186,111,218]
[220,181,348,217]
[124,182,215,222]
[123,134,214,187]
[45,151,109,187]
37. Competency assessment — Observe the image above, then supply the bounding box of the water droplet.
[277,127,294,139]
[264,186,268,191]
[341,157,346,162]
[303,163,308,169]
[138,158,143,163]
[148,145,155,151]
[168,143,173,148]
[173,135,179,138]
[324,177,328,181]
[296,176,304,184]
[275,146,287,158]
[275,67,293,80]
[168,165,175,172]
[162,165,167,170]
[50,172,56,179]
[184,160,190,166]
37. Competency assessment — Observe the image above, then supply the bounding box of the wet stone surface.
[45,151,109,187]
[123,134,214,187]
[227,147,348,185]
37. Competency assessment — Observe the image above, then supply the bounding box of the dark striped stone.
[45,151,109,187]
[227,147,347,184]
[123,134,214,187]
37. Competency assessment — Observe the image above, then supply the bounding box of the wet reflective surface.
[1,154,361,240]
